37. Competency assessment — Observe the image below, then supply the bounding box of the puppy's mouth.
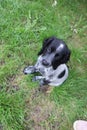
[42,59,49,66]
[42,59,51,67]
[41,53,55,67]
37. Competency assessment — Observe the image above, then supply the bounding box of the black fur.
[58,70,66,78]
[38,37,55,55]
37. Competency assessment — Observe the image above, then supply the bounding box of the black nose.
[23,68,28,75]
[42,59,49,66]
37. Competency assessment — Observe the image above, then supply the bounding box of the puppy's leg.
[39,79,50,87]
[32,76,47,86]
[32,76,44,81]
[23,66,38,74]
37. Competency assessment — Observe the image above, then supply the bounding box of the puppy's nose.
[42,59,49,66]
[23,68,28,75]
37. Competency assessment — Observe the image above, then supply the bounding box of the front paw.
[32,76,37,82]
[23,66,35,74]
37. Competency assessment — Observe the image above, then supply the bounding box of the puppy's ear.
[52,60,60,70]
[38,37,55,55]
[60,49,71,64]
[52,49,71,70]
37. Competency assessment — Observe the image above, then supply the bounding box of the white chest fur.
[44,64,68,86]
[35,56,68,86]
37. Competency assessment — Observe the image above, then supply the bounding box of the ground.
[0,0,87,130]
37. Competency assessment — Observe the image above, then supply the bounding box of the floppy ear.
[38,37,55,55]
[60,49,71,64]
[52,49,71,70]
[52,59,61,70]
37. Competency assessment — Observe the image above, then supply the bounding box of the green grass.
[0,0,87,130]
[0,89,24,130]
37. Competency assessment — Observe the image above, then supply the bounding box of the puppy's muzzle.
[42,59,50,66]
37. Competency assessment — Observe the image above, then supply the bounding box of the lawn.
[0,0,87,130]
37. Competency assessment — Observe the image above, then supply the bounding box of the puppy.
[23,37,71,87]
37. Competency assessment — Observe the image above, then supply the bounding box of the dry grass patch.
[24,88,63,130]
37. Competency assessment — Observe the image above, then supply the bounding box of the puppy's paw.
[23,66,35,74]
[32,76,37,82]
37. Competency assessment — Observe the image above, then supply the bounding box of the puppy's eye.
[47,48,51,53]
[55,53,59,57]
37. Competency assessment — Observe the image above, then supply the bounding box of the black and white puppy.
[23,37,71,87]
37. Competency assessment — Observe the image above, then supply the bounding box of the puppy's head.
[38,37,71,70]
